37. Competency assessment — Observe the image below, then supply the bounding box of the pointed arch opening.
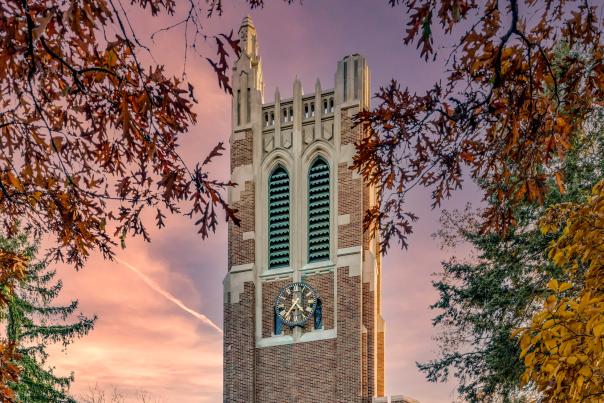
[307,157,330,263]
[268,166,290,269]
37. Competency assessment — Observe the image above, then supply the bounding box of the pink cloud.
[49,246,223,402]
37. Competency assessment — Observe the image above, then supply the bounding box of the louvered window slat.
[309,235,330,244]
[269,167,290,269]
[309,214,329,224]
[309,244,330,252]
[269,200,289,208]
[309,184,330,193]
[308,158,330,263]
[309,199,329,207]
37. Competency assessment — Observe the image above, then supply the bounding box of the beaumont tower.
[223,16,385,403]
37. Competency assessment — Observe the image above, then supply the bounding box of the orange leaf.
[555,171,565,194]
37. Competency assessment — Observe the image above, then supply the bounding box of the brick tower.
[223,16,385,403]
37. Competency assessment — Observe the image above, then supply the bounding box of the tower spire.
[238,15,258,59]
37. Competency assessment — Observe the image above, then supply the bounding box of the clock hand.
[285,298,299,318]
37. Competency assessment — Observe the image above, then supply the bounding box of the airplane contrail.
[116,258,223,335]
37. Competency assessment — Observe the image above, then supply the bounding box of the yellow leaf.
[545,339,558,351]
[578,366,592,378]
[576,375,584,392]
[548,278,559,292]
[593,323,604,337]
[520,333,531,351]
[560,341,573,356]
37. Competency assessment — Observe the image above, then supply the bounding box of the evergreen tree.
[418,110,604,402]
[1,232,96,402]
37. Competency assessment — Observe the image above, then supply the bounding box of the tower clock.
[275,282,318,327]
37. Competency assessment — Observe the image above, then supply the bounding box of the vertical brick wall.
[225,128,256,402]
[363,282,376,400]
[340,108,359,146]
[228,129,255,270]
[255,339,337,402]
[362,330,368,400]
[336,266,362,403]
[338,107,364,250]
[377,320,385,396]
[338,163,363,249]
[230,130,253,173]
[224,282,256,403]
[362,180,372,252]
[228,181,255,268]
[337,105,384,402]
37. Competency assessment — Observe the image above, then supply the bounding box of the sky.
[47,1,483,402]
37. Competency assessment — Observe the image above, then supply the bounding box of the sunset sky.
[47,1,483,402]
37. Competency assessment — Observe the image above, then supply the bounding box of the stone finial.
[293,77,302,97]
[238,15,258,59]
[240,15,255,31]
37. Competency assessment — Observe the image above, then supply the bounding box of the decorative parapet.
[373,396,420,403]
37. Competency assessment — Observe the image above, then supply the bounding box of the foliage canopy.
[0,0,271,268]
[354,0,604,252]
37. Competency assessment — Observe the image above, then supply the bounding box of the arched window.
[308,157,330,263]
[268,166,290,269]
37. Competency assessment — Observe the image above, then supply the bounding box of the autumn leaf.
[202,142,226,166]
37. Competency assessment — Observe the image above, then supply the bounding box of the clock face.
[274,282,318,327]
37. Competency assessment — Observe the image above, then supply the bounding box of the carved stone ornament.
[322,122,333,140]
[303,125,314,144]
[281,130,292,149]
[263,132,274,152]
